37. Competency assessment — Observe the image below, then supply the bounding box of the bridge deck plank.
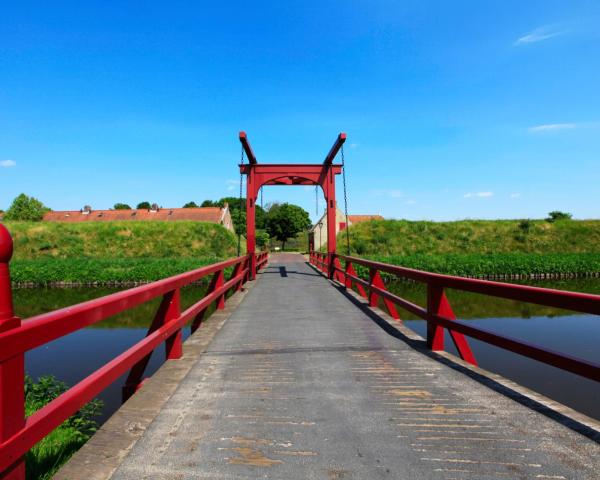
[109,253,599,479]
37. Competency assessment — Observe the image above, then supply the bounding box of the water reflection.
[12,278,600,423]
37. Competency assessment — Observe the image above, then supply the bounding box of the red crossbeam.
[239,131,257,165]
[323,132,347,165]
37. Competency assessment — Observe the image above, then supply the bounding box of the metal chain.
[237,145,245,257]
[315,186,319,217]
[341,144,350,255]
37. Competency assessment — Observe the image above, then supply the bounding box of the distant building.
[308,207,383,250]
[43,204,234,231]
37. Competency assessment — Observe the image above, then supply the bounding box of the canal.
[13,277,600,424]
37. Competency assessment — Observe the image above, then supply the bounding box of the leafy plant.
[265,203,311,250]
[113,203,132,210]
[4,194,50,221]
[136,201,151,209]
[518,219,532,234]
[25,374,103,479]
[546,211,573,222]
[183,201,198,208]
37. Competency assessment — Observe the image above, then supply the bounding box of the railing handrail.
[0,222,269,478]
[336,254,600,315]
[0,256,248,362]
[309,251,600,383]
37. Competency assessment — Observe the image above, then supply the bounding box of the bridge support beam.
[239,132,345,279]
[0,225,25,480]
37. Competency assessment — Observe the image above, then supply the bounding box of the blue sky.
[1,1,599,221]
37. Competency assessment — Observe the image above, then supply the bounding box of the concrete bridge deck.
[60,253,599,479]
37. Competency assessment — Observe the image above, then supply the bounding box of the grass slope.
[343,219,600,256]
[5,221,239,259]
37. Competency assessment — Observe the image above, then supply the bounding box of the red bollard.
[0,224,25,480]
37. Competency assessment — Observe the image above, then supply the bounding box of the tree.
[230,209,246,235]
[137,201,151,210]
[113,203,132,210]
[546,211,572,222]
[4,193,50,221]
[265,203,311,250]
[183,201,199,208]
[256,230,270,249]
[201,200,220,207]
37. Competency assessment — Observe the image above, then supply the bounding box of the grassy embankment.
[5,221,240,285]
[337,219,600,278]
[25,375,102,480]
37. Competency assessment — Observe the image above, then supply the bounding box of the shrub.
[518,219,532,234]
[183,201,199,208]
[546,211,572,222]
[4,194,50,221]
[113,203,131,210]
[25,375,103,479]
[136,201,151,209]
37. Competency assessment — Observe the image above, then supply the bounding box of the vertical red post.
[0,225,25,480]
[215,269,225,310]
[324,169,337,279]
[165,289,182,360]
[246,168,257,280]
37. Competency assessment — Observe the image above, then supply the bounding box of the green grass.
[342,219,600,256]
[358,253,600,278]
[11,257,228,285]
[4,221,239,259]
[25,375,102,480]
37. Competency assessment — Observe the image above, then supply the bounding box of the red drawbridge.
[0,133,599,479]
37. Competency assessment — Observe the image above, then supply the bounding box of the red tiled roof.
[348,215,384,224]
[43,207,225,223]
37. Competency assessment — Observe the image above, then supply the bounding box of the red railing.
[309,251,600,382]
[0,224,268,478]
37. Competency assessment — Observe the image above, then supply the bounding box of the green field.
[5,221,239,260]
[341,219,600,256]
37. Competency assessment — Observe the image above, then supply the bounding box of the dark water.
[12,278,600,424]
[384,278,600,420]
[14,285,208,424]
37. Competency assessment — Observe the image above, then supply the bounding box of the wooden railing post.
[0,225,25,480]
[165,289,182,360]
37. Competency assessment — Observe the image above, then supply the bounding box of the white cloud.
[510,193,521,198]
[529,123,576,133]
[0,159,16,168]
[464,191,493,198]
[405,200,416,205]
[349,143,359,149]
[515,26,566,45]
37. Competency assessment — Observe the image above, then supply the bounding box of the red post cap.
[0,223,13,263]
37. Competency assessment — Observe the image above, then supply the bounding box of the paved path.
[111,253,599,479]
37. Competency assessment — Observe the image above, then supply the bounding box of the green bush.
[546,211,573,223]
[113,203,131,210]
[4,194,50,221]
[359,253,600,278]
[25,375,102,479]
[11,257,223,285]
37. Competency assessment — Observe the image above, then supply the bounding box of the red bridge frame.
[240,131,346,278]
[0,223,267,479]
